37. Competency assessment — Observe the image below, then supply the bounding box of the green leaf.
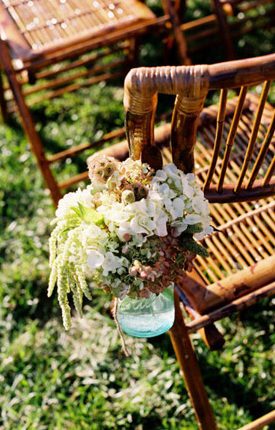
[185,224,203,234]
[73,203,104,226]
[180,234,209,257]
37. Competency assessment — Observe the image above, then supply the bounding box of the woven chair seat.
[0,0,155,61]
[176,194,274,314]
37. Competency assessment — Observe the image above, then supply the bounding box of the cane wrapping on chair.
[123,53,275,430]
[124,65,209,171]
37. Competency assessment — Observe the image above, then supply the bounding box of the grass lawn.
[1,3,274,429]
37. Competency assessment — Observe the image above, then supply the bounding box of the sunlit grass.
[1,3,274,428]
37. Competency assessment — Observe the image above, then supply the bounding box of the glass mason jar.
[117,285,175,338]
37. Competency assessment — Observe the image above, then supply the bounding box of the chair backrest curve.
[124,54,275,202]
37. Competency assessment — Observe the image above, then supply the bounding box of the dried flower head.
[88,155,119,184]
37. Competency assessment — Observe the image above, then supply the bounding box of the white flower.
[159,183,177,199]
[147,199,168,236]
[186,173,196,183]
[87,250,104,270]
[121,189,135,205]
[102,252,123,275]
[155,215,168,236]
[163,164,182,190]
[180,174,195,199]
[171,220,188,236]
[163,163,179,178]
[148,189,163,203]
[121,158,141,170]
[81,223,108,249]
[194,225,213,240]
[151,179,178,199]
[128,199,156,235]
[55,188,92,218]
[117,221,133,241]
[184,214,203,225]
[192,195,210,217]
[130,216,155,235]
[98,202,130,232]
[106,171,121,190]
[163,196,185,221]
[172,197,185,218]
[154,169,167,181]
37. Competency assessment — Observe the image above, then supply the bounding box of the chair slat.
[210,235,233,271]
[186,282,275,333]
[23,59,126,97]
[263,156,275,185]
[217,85,247,192]
[198,242,225,278]
[35,44,128,80]
[204,237,232,272]
[216,200,274,232]
[246,111,275,188]
[47,128,125,164]
[194,256,220,282]
[58,171,89,190]
[204,89,228,191]
[216,201,263,261]
[218,200,272,258]
[237,410,275,430]
[204,206,248,267]
[235,81,271,192]
[260,209,275,232]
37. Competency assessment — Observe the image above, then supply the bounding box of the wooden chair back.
[124,54,275,202]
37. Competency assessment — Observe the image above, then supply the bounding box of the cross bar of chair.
[48,128,126,164]
[237,410,275,430]
[186,282,275,333]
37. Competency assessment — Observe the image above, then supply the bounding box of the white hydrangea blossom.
[102,252,128,276]
[55,187,93,218]
[149,164,212,238]
[87,250,105,270]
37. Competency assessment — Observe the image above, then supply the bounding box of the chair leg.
[162,0,191,65]
[211,0,235,60]
[0,70,9,123]
[127,37,140,69]
[169,293,218,430]
[0,40,62,206]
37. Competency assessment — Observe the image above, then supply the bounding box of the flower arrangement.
[48,156,212,331]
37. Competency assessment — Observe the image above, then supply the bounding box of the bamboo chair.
[121,54,275,430]
[0,0,189,206]
[212,0,275,60]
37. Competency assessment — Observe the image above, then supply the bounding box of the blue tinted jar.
[117,285,175,338]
